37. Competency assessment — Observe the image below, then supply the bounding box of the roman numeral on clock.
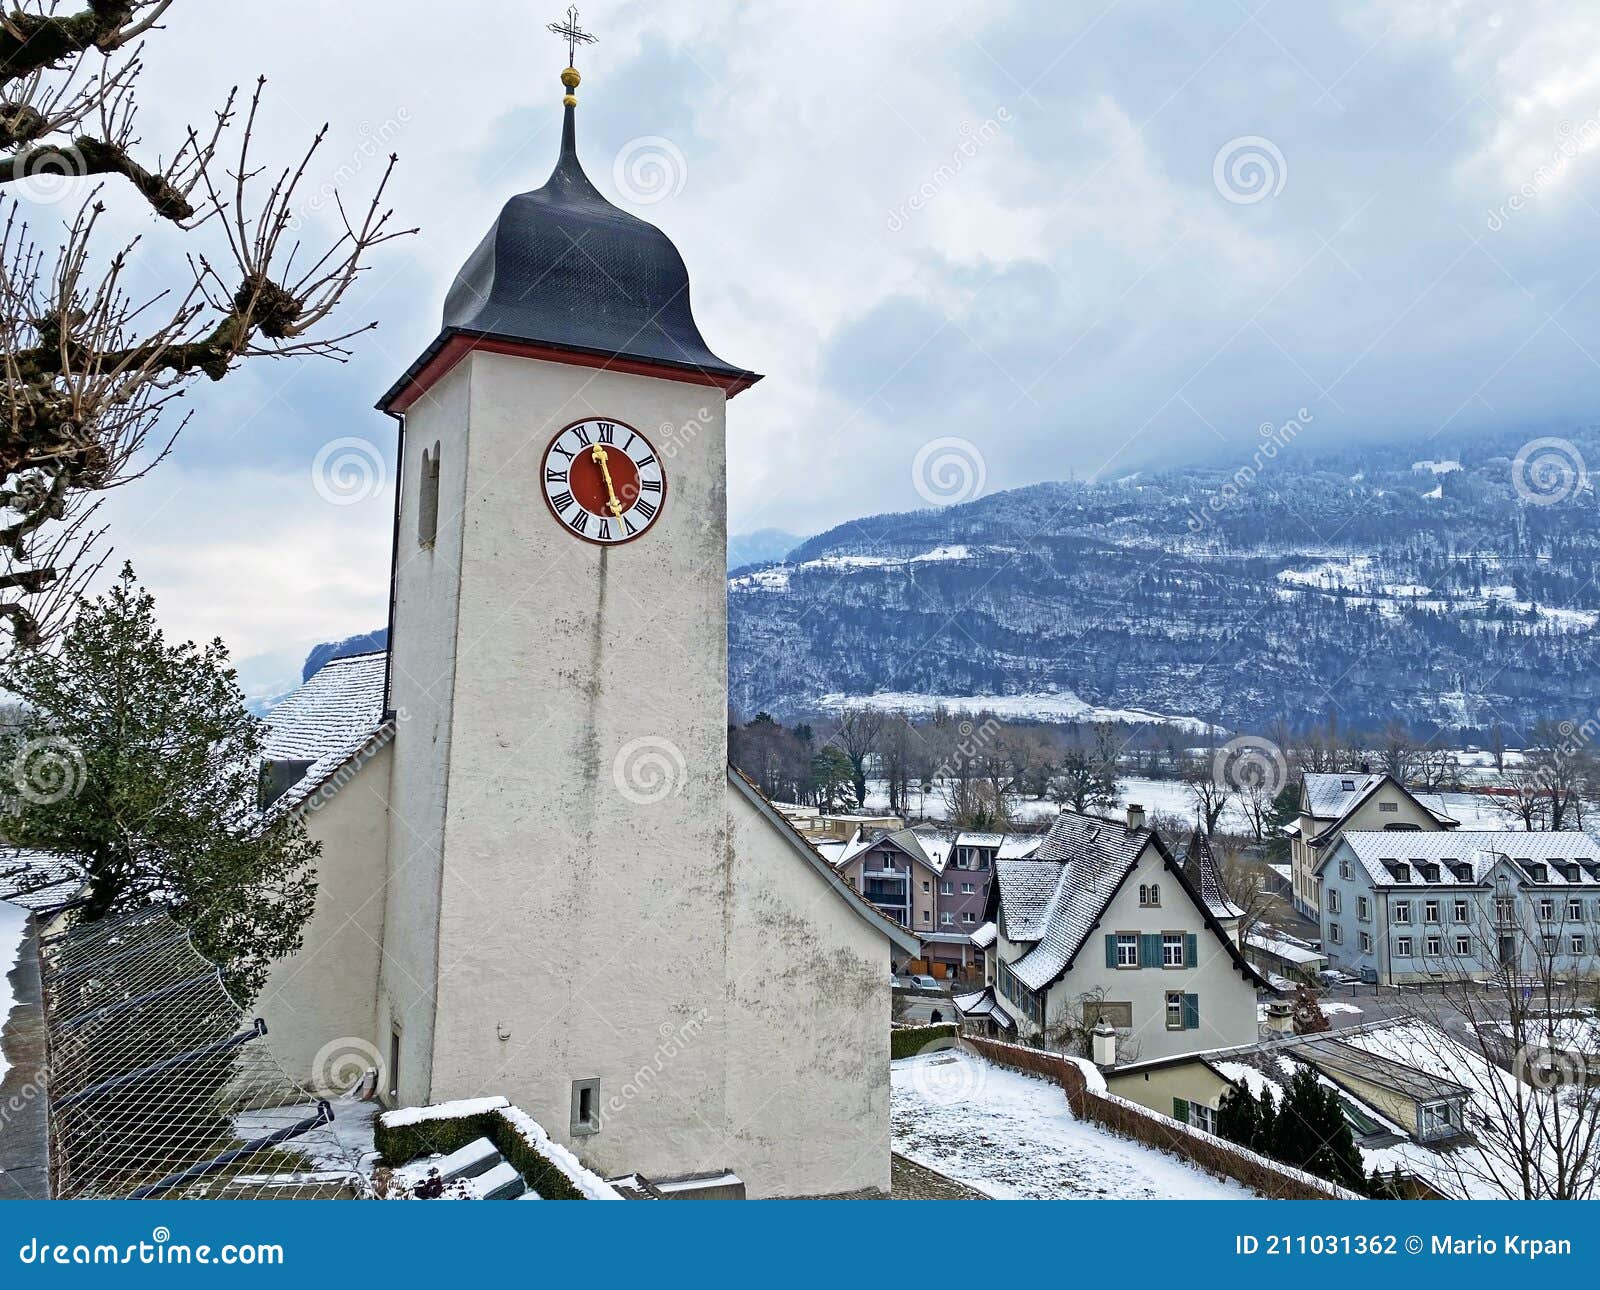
[545,466,567,484]
[634,499,657,521]
[597,422,614,444]
[550,490,575,513]
[567,509,589,535]
[640,478,661,493]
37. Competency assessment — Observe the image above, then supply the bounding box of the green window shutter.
[1182,993,1200,1030]
[1105,934,1117,968]
[1185,932,1198,968]
[1140,933,1161,968]
[1172,1098,1189,1123]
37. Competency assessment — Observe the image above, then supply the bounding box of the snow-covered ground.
[891,1050,1254,1199]
[0,900,30,1085]
[815,692,1220,735]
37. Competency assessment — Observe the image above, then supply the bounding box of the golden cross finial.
[548,5,596,69]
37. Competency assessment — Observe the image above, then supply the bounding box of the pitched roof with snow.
[994,812,1151,991]
[1327,830,1600,888]
[263,651,386,763]
[1301,771,1458,846]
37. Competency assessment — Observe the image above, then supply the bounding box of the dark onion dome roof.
[381,91,759,412]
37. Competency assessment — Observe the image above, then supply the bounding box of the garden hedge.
[891,1022,958,1061]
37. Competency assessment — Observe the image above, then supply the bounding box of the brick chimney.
[1263,1000,1294,1036]
[1125,803,1146,831]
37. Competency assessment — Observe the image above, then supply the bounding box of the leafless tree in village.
[0,1,411,646]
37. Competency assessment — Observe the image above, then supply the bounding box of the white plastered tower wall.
[376,359,473,1106]
[411,349,735,1180]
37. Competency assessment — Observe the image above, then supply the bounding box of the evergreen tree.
[1269,1068,1366,1191]
[0,565,319,999]
[1216,1082,1260,1148]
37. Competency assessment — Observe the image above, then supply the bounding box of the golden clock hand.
[590,443,625,520]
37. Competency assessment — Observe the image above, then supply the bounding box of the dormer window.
[1526,862,1548,883]
[1566,864,1582,883]
[1392,862,1411,882]
[1419,863,1440,882]
[1452,863,1472,882]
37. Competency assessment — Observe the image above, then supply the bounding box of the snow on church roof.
[263,651,386,763]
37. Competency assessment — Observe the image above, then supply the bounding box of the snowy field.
[870,776,1512,833]
[891,1050,1254,1200]
[0,900,28,1084]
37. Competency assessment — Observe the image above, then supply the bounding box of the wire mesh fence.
[40,906,363,1199]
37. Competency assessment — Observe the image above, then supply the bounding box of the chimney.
[1125,803,1146,832]
[1263,1000,1294,1036]
[1091,1019,1118,1068]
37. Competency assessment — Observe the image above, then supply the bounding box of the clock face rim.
[539,416,668,548]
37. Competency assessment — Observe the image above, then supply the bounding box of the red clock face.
[540,418,666,545]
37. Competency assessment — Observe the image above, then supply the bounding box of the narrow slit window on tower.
[571,1076,601,1136]
[418,442,441,547]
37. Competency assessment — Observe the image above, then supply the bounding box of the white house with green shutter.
[981,807,1268,1063]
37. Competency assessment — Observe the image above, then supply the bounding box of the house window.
[1379,801,1399,813]
[1357,896,1370,921]
[1568,899,1583,921]
[1571,934,1587,956]
[1162,933,1185,967]
[1395,937,1413,957]
[1082,1000,1133,1028]
[1341,779,1355,790]
[921,910,930,923]
[1392,863,1411,882]
[1455,935,1471,956]
[1453,899,1469,923]
[940,881,953,895]
[1453,863,1472,881]
[1425,936,1441,957]
[940,912,954,926]
[1424,900,1439,923]
[962,911,977,924]
[1496,895,1515,923]
[1421,1101,1455,1138]
[1538,898,1555,922]
[1541,934,1557,953]
[1140,883,1160,907]
[1527,863,1548,883]
[922,880,930,893]
[571,1077,601,1136]
[1392,901,1411,925]
[1339,858,1350,880]
[962,882,975,894]
[1116,933,1138,968]
[1328,922,1342,944]
[388,1026,402,1102]
[1165,991,1198,1031]
[1327,890,1341,913]
[1178,1100,1217,1134]
[418,443,441,547]
[1359,931,1373,953]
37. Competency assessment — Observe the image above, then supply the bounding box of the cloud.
[41,0,1600,660]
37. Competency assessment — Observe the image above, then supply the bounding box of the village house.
[1103,1019,1475,1194]
[827,827,1040,980]
[1288,771,1458,918]
[1315,831,1600,985]
[977,806,1267,1062]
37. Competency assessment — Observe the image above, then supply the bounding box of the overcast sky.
[67,1,1600,692]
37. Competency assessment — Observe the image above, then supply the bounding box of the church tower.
[373,46,759,1181]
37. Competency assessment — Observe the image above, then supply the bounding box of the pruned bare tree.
[1399,903,1600,1199]
[0,1,412,646]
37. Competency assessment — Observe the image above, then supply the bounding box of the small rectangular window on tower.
[571,1077,601,1136]
[418,443,441,547]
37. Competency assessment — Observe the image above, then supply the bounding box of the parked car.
[908,974,941,991]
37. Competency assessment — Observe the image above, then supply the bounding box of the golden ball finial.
[561,66,581,88]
